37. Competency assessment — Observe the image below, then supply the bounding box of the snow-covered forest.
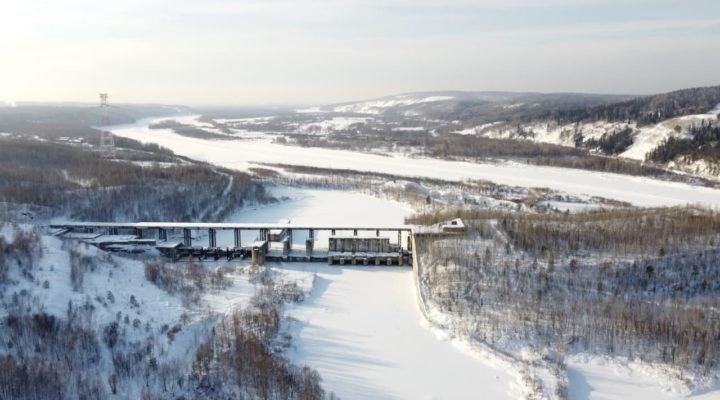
[0,138,271,222]
[0,223,329,399]
[410,207,720,398]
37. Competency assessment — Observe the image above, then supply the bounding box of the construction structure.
[49,218,465,267]
[98,93,115,151]
[50,221,425,266]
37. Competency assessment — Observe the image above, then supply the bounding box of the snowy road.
[111,116,720,208]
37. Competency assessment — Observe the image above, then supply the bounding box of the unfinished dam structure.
[50,219,465,266]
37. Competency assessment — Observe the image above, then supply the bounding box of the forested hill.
[521,85,720,126]
[0,104,186,143]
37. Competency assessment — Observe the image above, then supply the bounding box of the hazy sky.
[1,0,719,105]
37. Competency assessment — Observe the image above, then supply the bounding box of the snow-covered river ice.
[223,188,520,399]
[111,115,720,208]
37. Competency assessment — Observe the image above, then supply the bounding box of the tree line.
[413,205,720,381]
[521,85,720,127]
[647,121,720,164]
[0,138,268,222]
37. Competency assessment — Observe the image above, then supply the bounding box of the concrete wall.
[410,234,430,320]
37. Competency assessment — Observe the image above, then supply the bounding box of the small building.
[156,241,183,259]
[440,218,466,233]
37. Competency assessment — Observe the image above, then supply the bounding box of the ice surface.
[221,188,519,399]
[284,263,519,400]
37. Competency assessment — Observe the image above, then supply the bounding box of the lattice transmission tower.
[99,93,115,150]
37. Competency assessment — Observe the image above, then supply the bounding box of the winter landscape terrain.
[3,84,720,399]
[5,1,720,398]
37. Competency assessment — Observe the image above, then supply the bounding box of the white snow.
[165,115,230,136]
[454,121,504,135]
[333,95,454,114]
[392,126,426,132]
[620,122,676,160]
[539,200,605,213]
[221,187,520,399]
[483,120,629,148]
[296,117,370,134]
[111,117,720,208]
[0,229,226,377]
[284,264,520,400]
[479,109,720,163]
[295,107,322,114]
[567,355,720,400]
[620,113,717,161]
[215,116,275,125]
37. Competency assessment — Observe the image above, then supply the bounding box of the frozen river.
[111,115,720,208]
[224,187,519,399]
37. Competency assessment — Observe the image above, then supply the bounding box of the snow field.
[567,355,720,400]
[282,263,521,400]
[333,95,454,114]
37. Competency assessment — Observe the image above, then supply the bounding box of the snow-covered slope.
[296,116,370,134]
[472,106,720,163]
[567,355,720,400]
[621,110,720,160]
[332,94,454,115]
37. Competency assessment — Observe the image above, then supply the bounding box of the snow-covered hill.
[332,94,455,115]
[471,108,717,160]
[460,105,720,177]
[325,91,631,119]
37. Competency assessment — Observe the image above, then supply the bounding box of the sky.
[1,0,719,106]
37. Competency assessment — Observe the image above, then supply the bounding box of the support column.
[183,228,192,247]
[306,229,314,257]
[233,229,242,249]
[397,231,402,248]
[208,228,217,248]
[252,243,266,266]
[282,238,290,256]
